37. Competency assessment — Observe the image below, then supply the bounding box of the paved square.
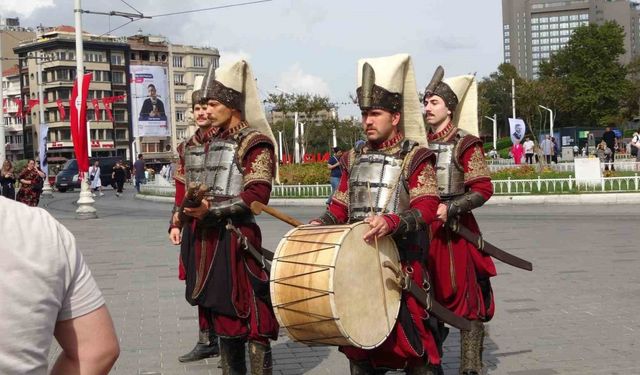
[41,189,640,374]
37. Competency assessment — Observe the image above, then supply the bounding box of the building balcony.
[7,143,23,151]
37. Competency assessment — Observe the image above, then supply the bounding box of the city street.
[42,188,640,374]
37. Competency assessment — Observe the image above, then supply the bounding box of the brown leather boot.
[219,338,247,375]
[248,341,272,375]
[460,320,484,375]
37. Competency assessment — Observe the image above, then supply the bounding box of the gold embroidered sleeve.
[464,146,491,183]
[410,163,438,201]
[244,148,274,187]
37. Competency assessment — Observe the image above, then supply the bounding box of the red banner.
[14,99,23,118]
[2,98,6,114]
[70,73,92,174]
[56,99,66,121]
[102,97,113,122]
[91,98,100,121]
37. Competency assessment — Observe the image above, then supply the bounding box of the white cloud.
[277,64,330,96]
[1,0,54,18]
[219,49,252,67]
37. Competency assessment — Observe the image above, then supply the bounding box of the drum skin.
[270,223,401,349]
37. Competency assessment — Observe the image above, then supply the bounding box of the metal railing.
[488,159,639,173]
[492,174,640,195]
[139,175,640,199]
[271,183,333,198]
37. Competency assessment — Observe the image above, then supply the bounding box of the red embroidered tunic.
[427,124,497,321]
[324,134,442,369]
[172,122,279,342]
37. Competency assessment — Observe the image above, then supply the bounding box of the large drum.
[270,222,401,349]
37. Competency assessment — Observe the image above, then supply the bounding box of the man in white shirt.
[0,197,119,375]
[523,137,535,164]
[540,135,553,164]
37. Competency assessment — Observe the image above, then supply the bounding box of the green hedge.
[278,163,330,184]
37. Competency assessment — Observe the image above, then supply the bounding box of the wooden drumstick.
[250,201,304,227]
[367,182,391,332]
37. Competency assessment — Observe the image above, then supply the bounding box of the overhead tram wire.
[120,0,144,15]
[148,0,273,18]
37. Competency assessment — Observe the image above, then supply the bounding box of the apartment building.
[502,0,640,79]
[2,65,24,161]
[13,26,131,162]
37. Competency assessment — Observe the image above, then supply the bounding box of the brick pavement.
[40,189,640,374]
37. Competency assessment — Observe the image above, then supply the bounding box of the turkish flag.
[14,99,23,118]
[91,98,100,121]
[102,96,114,122]
[2,98,6,114]
[56,99,66,120]
[70,73,92,174]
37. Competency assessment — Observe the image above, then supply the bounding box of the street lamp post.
[484,114,497,151]
[75,0,97,219]
[275,86,302,164]
[539,105,554,137]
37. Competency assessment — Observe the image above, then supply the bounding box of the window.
[532,32,539,38]
[142,143,160,153]
[549,16,558,23]
[177,128,187,139]
[560,15,569,22]
[539,17,549,23]
[532,25,539,31]
[579,14,589,20]
[174,73,185,85]
[541,45,550,52]
[560,29,570,36]
[115,129,128,140]
[175,92,185,102]
[505,44,510,51]
[560,37,570,43]
[581,21,588,26]
[532,18,540,24]
[505,51,511,57]
[551,45,560,51]
[505,58,511,63]
[533,53,540,59]
[540,31,549,38]
[112,71,125,84]
[532,46,540,52]
[570,22,580,28]
[532,39,540,45]
[173,56,183,67]
[111,55,123,65]
[569,15,579,21]
[114,110,127,122]
[540,24,549,30]
[550,30,559,37]
[504,24,510,30]
[550,38,559,44]
[176,111,185,122]
[193,56,205,67]
[549,23,559,30]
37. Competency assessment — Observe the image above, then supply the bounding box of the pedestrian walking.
[423,66,497,375]
[312,54,442,375]
[523,137,534,164]
[112,160,126,197]
[0,160,16,200]
[89,160,104,197]
[326,147,343,204]
[540,135,553,164]
[133,154,146,192]
[602,126,617,171]
[16,159,45,207]
[169,60,279,373]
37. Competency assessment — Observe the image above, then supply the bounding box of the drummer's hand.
[363,215,390,243]
[436,203,448,223]
[169,227,181,245]
[183,199,210,220]
[309,220,322,226]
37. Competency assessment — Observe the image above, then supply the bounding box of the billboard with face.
[130,65,171,137]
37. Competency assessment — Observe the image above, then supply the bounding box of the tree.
[538,21,630,126]
[478,63,522,138]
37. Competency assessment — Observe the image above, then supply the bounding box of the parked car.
[55,156,121,192]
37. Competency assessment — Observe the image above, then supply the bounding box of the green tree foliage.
[538,21,630,126]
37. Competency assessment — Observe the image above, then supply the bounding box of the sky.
[1,0,504,118]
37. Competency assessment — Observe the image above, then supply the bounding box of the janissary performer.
[312,54,442,375]
[169,60,279,374]
[423,66,497,375]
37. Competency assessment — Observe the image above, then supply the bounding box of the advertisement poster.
[508,118,526,145]
[130,65,171,137]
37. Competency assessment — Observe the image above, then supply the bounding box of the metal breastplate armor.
[184,139,244,198]
[429,141,465,200]
[348,152,409,222]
